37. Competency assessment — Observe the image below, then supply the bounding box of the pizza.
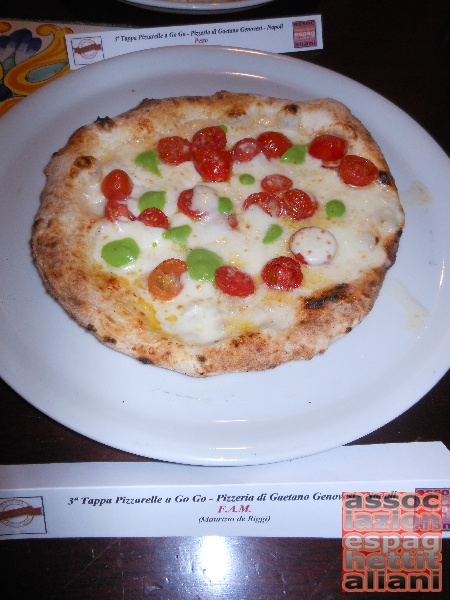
[31,91,404,377]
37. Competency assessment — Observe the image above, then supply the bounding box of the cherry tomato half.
[283,189,318,221]
[257,131,293,159]
[177,188,207,220]
[104,198,135,223]
[192,126,227,150]
[101,169,133,202]
[148,258,188,301]
[262,257,303,290]
[157,136,193,165]
[215,265,256,297]
[308,134,347,163]
[231,137,262,162]
[261,174,293,193]
[243,192,285,218]
[338,154,379,186]
[137,207,169,229]
[192,147,232,182]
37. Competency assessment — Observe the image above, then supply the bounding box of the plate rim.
[117,0,274,13]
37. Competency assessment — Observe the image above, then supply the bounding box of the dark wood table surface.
[1,0,449,597]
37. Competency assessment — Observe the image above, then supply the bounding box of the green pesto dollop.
[280,144,307,165]
[186,248,224,282]
[325,199,346,218]
[218,196,234,215]
[162,224,192,245]
[135,150,161,176]
[239,173,256,185]
[101,238,140,268]
[263,223,283,244]
[138,190,166,212]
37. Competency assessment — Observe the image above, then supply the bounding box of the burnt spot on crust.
[95,116,116,130]
[306,295,340,309]
[86,323,97,333]
[283,103,299,115]
[138,357,154,365]
[197,355,207,363]
[378,170,394,186]
[306,284,349,309]
[73,156,96,169]
[70,155,97,178]
[103,336,117,345]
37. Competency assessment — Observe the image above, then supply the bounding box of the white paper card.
[1,442,449,539]
[65,15,322,70]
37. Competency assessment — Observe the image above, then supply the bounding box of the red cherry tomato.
[231,137,262,162]
[157,136,193,165]
[261,174,293,193]
[215,265,256,297]
[148,258,188,301]
[192,147,232,182]
[104,198,135,223]
[177,189,206,220]
[338,154,379,186]
[262,257,303,290]
[257,131,293,159]
[308,134,347,163]
[243,192,285,218]
[192,126,227,150]
[137,207,169,229]
[282,189,318,220]
[101,169,133,202]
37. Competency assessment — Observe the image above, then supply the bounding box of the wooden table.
[1,0,449,597]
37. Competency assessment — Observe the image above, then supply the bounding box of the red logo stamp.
[71,36,104,66]
[0,496,47,535]
[342,491,442,592]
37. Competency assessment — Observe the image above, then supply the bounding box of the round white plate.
[117,0,274,15]
[1,47,449,466]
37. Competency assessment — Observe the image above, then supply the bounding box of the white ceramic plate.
[1,47,449,466]
[118,0,274,15]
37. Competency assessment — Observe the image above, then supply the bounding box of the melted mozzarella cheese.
[190,185,220,216]
[89,125,403,345]
[290,227,337,266]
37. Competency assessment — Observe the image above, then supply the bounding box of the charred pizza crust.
[31,91,404,376]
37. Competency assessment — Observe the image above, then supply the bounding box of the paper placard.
[1,443,449,539]
[65,15,323,70]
